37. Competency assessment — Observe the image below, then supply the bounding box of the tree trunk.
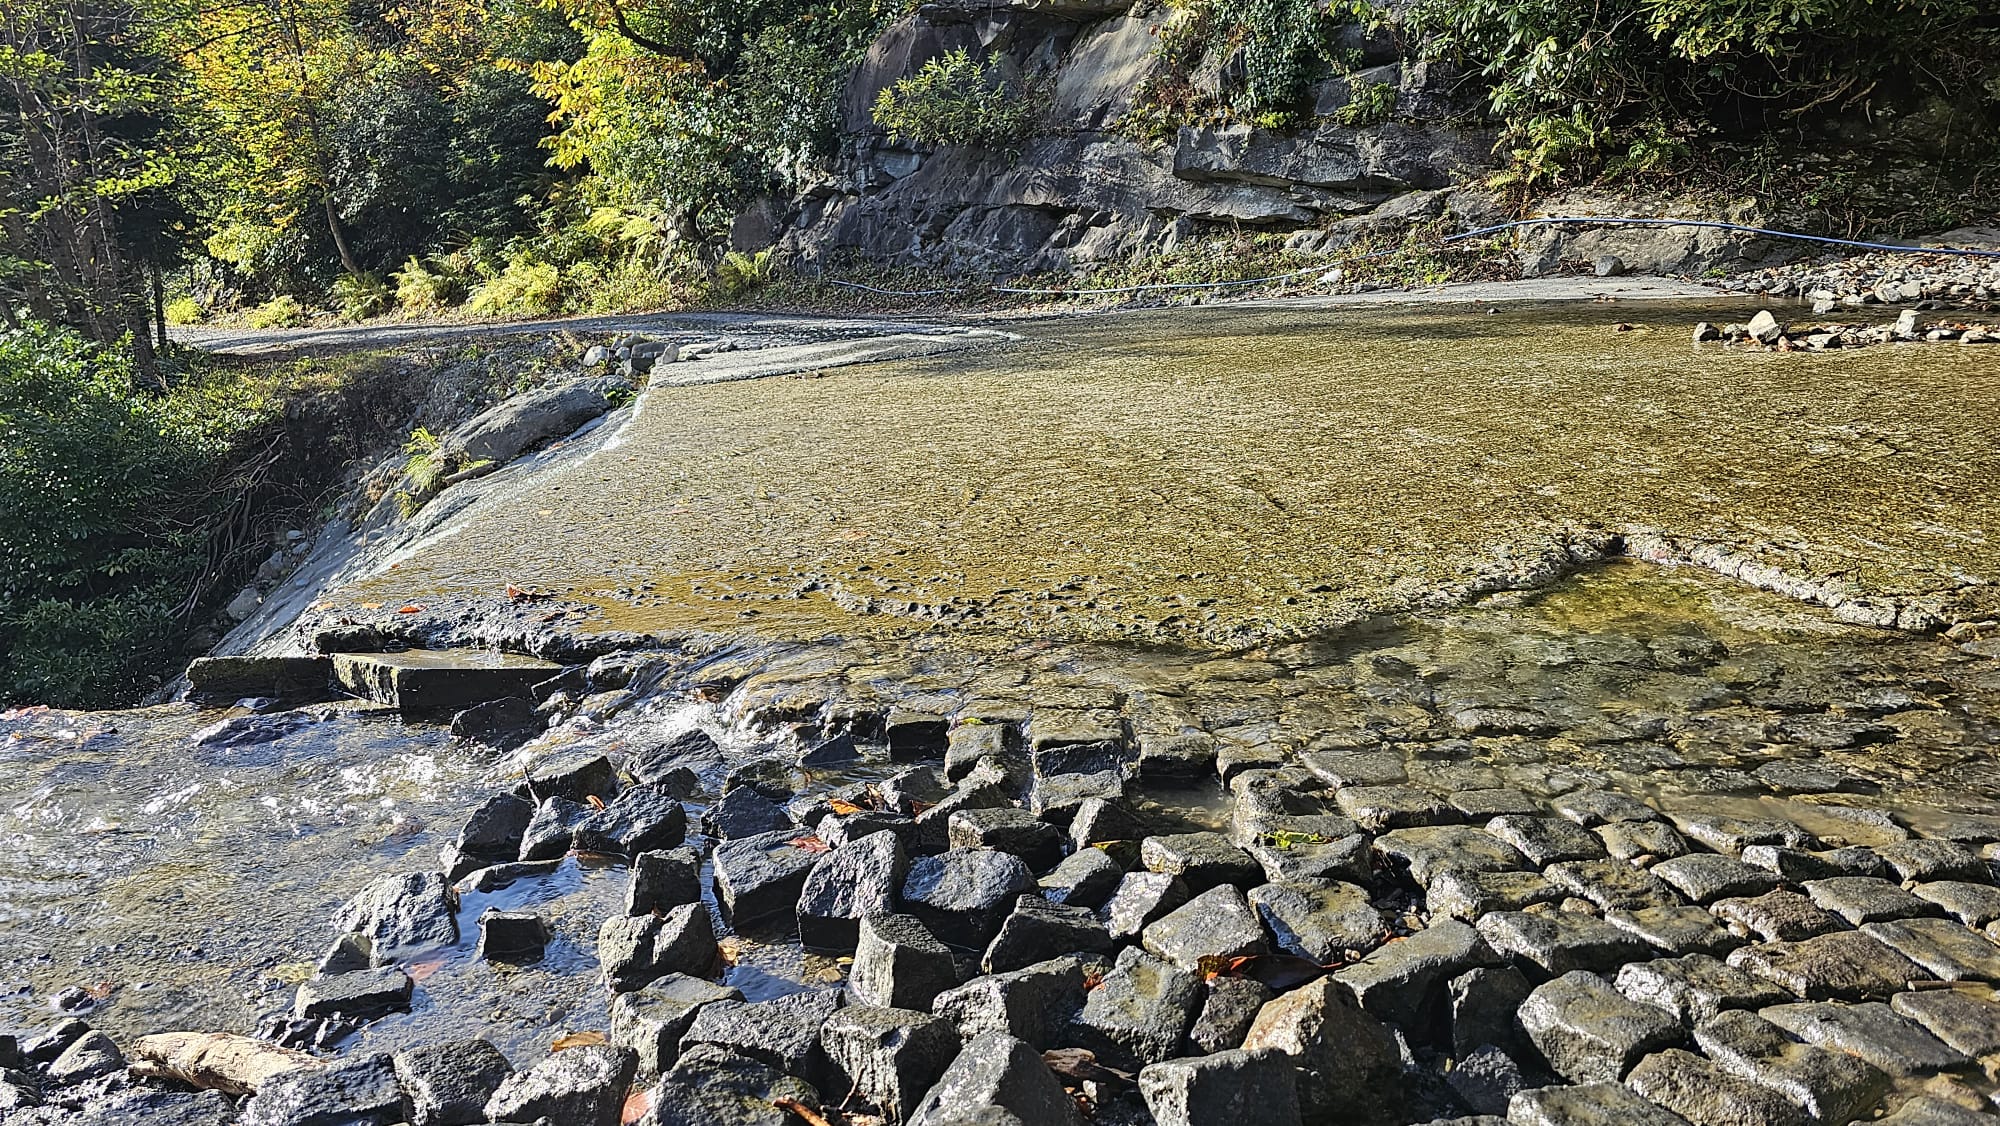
[324,195,362,277]
[152,267,168,352]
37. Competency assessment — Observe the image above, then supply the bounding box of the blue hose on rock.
[818,215,2000,299]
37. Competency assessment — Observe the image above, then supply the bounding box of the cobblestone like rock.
[1038,847,1124,909]
[1729,930,1932,1000]
[1337,785,1460,831]
[1650,855,1783,904]
[609,974,742,1078]
[1479,910,1657,975]
[680,989,842,1082]
[1520,970,1685,1083]
[1804,877,1939,925]
[797,828,908,952]
[901,847,1037,950]
[1507,1081,1693,1126]
[1139,1047,1303,1126]
[1071,946,1202,1069]
[821,1005,958,1120]
[1376,826,1525,886]
[1913,882,2000,928]
[1428,869,1563,921]
[1877,841,1992,884]
[1889,986,2000,1056]
[1250,880,1383,963]
[1760,1001,1972,1076]
[1614,954,1790,1025]
[711,830,823,931]
[932,955,1087,1049]
[1693,1009,1890,1125]
[983,895,1116,973]
[1862,918,2000,983]
[1187,977,1276,1055]
[1599,820,1694,863]
[1140,832,1262,893]
[1103,871,1192,940]
[1143,884,1271,971]
[908,1031,1082,1126]
[1548,860,1685,912]
[1625,1047,1807,1126]
[850,913,958,1011]
[1336,917,1498,1032]
[392,1039,513,1126]
[1241,977,1405,1126]
[1606,906,1745,957]
[1553,790,1660,827]
[1487,816,1607,866]
[1712,890,1845,943]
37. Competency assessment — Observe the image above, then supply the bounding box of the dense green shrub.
[467,258,562,316]
[872,48,1041,149]
[391,255,468,311]
[246,295,307,328]
[1414,0,2000,186]
[0,324,223,705]
[333,271,394,321]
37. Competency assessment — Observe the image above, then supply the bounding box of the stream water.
[4,301,1998,1120]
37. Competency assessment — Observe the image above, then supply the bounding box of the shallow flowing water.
[341,300,2000,647]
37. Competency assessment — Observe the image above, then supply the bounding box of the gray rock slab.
[242,1051,407,1126]
[1038,847,1124,909]
[1336,785,1460,831]
[1335,917,1498,1031]
[1693,1009,1890,1124]
[1487,816,1607,866]
[1140,832,1262,893]
[1599,821,1693,862]
[902,847,1037,950]
[948,807,1065,872]
[1913,882,2000,928]
[628,847,701,916]
[598,903,715,992]
[982,895,1116,973]
[1144,884,1271,971]
[1187,976,1276,1055]
[1375,826,1525,886]
[1712,890,1845,943]
[680,989,843,1082]
[1507,1081,1694,1126]
[610,974,742,1079]
[1450,965,1535,1059]
[1428,869,1563,922]
[1520,970,1685,1083]
[1139,1048,1303,1126]
[1242,977,1405,1126]
[1547,860,1685,911]
[392,1039,513,1126]
[1478,910,1656,975]
[1625,1047,1807,1126]
[1071,947,1202,1069]
[1606,906,1745,957]
[1760,1001,1972,1076]
[850,913,959,1011]
[642,1043,820,1126]
[1874,1095,2000,1125]
[932,955,1087,1049]
[1614,954,1790,1025]
[797,828,909,953]
[1877,841,1990,883]
[293,966,413,1020]
[1804,877,1940,925]
[331,871,457,963]
[821,1005,958,1120]
[1650,855,1783,904]
[1728,931,1932,1000]
[908,1031,1082,1126]
[1102,871,1191,940]
[1889,986,2000,1057]
[711,830,823,931]
[1862,918,2000,984]
[1553,790,1661,827]
[1251,880,1384,963]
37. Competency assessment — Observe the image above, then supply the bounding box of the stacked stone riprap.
[25,616,2000,1126]
[1720,251,2000,313]
[1694,307,2000,351]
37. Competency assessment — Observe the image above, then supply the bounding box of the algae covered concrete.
[330,300,2000,649]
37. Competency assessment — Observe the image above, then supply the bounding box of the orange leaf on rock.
[396,604,425,614]
[825,798,864,816]
[789,834,830,853]
[551,1031,607,1052]
[620,1088,652,1125]
[405,957,447,984]
[771,1097,834,1126]
[585,794,607,812]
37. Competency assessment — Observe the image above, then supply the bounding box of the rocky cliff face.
[762,0,1506,275]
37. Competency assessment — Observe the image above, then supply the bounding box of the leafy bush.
[713,249,776,299]
[1333,80,1397,127]
[0,324,226,705]
[872,48,1041,150]
[246,294,307,328]
[467,258,562,316]
[333,272,395,321]
[1414,0,2000,187]
[164,296,206,325]
[392,255,468,311]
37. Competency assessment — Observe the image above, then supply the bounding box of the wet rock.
[642,1043,819,1126]
[457,859,562,895]
[1553,790,1660,827]
[1519,970,1683,1083]
[1069,797,1149,849]
[798,829,909,953]
[1546,859,1684,911]
[331,872,457,963]
[1625,1047,1806,1126]
[796,732,858,767]
[610,974,742,1079]
[1242,976,1405,1125]
[1803,876,1935,925]
[1729,930,1931,1000]
[1138,731,1218,780]
[1613,954,1789,1025]
[948,808,1064,871]
[449,696,539,750]
[851,913,960,1011]
[913,779,1012,852]
[1487,816,1606,866]
[475,909,548,963]
[1761,1001,1970,1076]
[983,895,1116,973]
[1507,1081,1690,1125]
[1332,917,1494,1033]
[1673,815,1818,857]
[704,788,794,841]
[1140,832,1261,893]
[933,955,1089,1049]
[1742,845,1888,882]
[680,989,842,1083]
[944,724,1009,783]
[1140,1047,1303,1126]
[1375,826,1526,887]
[1913,882,2000,928]
[1712,889,1843,943]
[628,847,702,916]
[1890,986,2000,1056]
[908,1031,1082,1126]
[392,1039,513,1126]
[629,729,722,787]
[1102,871,1192,940]
[294,967,413,1019]
[1650,855,1782,904]
[1693,1009,1890,1124]
[712,830,824,931]
[242,1051,407,1126]
[881,766,949,817]
[330,652,562,714]
[1071,946,1202,1069]
[1301,749,1407,789]
[1874,841,1992,883]
[1449,966,1534,1058]
[455,793,535,863]
[1030,769,1126,824]
[1138,884,1268,971]
[1861,917,2000,983]
[1427,870,1562,922]
[575,785,687,855]
[484,1044,635,1126]
[885,708,948,761]
[600,903,716,991]
[186,654,332,700]
[1247,828,1375,886]
[1336,785,1459,831]
[1478,910,1655,975]
[1451,789,1545,819]
[1250,880,1382,963]
[519,796,589,861]
[1188,977,1277,1054]
[821,1005,957,1119]
[47,1032,123,1085]
[1599,821,1693,863]
[23,1022,88,1067]
[1876,1096,1999,1125]
[902,847,1037,949]
[524,749,620,804]
[1038,847,1124,909]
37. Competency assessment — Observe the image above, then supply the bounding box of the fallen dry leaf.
[585,794,608,812]
[396,604,425,614]
[620,1088,652,1125]
[825,798,864,816]
[405,957,447,984]
[506,584,554,604]
[771,1096,834,1126]
[716,936,746,967]
[358,603,383,611]
[551,1031,607,1052]
[789,834,830,853]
